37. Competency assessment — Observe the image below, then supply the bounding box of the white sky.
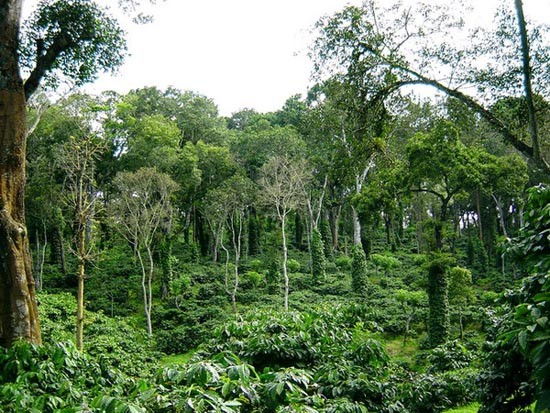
[86,0,360,115]
[23,0,550,116]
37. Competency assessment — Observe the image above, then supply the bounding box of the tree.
[306,79,388,248]
[312,1,550,174]
[57,134,104,350]
[350,244,369,297]
[223,175,255,313]
[201,174,254,312]
[394,289,427,346]
[110,167,178,335]
[406,121,481,250]
[0,0,135,346]
[310,228,326,284]
[259,156,309,311]
[480,185,550,412]
[448,266,474,340]
[426,254,455,348]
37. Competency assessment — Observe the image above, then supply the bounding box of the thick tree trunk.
[0,1,41,346]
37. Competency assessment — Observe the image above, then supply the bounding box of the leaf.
[276,381,285,395]
[518,330,528,351]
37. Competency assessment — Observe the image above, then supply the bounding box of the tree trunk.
[330,205,341,251]
[352,206,362,246]
[514,0,544,170]
[76,247,85,351]
[0,0,41,346]
[137,248,152,336]
[146,245,154,336]
[230,212,242,314]
[281,215,289,311]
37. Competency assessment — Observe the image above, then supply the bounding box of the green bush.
[0,341,145,412]
[287,258,301,273]
[335,254,352,270]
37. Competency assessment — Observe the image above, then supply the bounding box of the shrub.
[287,258,301,273]
[335,254,352,270]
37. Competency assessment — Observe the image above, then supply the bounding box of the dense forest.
[0,0,549,412]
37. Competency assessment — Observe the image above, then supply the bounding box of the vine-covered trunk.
[0,0,41,347]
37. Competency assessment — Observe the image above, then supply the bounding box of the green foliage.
[421,341,475,373]
[310,228,326,284]
[319,219,333,260]
[351,245,369,296]
[426,254,455,348]
[0,341,143,412]
[370,253,401,276]
[38,292,158,377]
[287,259,301,273]
[20,0,127,91]
[243,271,264,288]
[479,185,550,413]
[335,254,352,271]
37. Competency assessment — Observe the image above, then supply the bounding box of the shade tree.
[311,0,550,174]
[259,156,310,311]
[109,167,178,335]
[56,134,104,350]
[406,120,482,251]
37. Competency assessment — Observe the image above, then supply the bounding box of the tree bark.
[514,0,541,167]
[0,0,41,346]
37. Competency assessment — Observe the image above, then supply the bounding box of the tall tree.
[312,0,550,174]
[57,134,104,350]
[0,0,128,346]
[406,121,482,250]
[110,167,178,335]
[259,156,309,311]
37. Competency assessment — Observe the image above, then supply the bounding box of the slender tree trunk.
[76,233,85,350]
[230,212,243,314]
[146,244,153,336]
[35,222,47,291]
[491,194,509,239]
[0,0,41,346]
[514,0,544,170]
[475,189,483,242]
[281,215,289,311]
[222,242,230,293]
[352,206,362,246]
[330,205,341,251]
[136,248,152,336]
[403,314,412,346]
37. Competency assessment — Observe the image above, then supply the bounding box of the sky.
[84,0,361,116]
[23,0,550,116]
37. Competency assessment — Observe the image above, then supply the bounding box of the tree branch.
[24,32,76,100]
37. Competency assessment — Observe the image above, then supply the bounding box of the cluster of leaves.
[479,185,550,413]
[38,292,159,377]
[0,341,149,412]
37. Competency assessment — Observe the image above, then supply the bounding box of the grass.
[385,336,421,367]
[443,402,479,413]
[159,350,197,366]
